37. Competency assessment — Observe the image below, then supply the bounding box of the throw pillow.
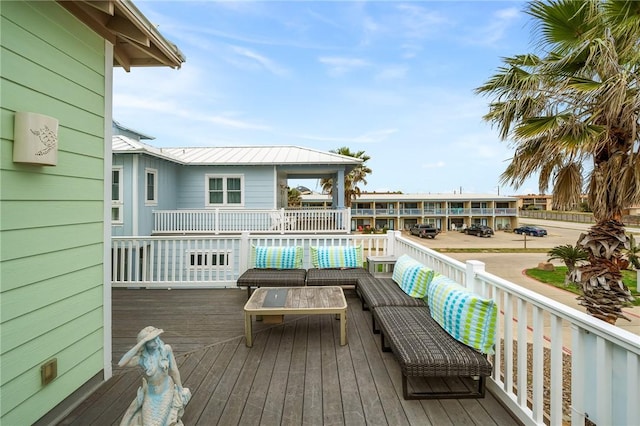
[252,245,303,269]
[427,275,497,354]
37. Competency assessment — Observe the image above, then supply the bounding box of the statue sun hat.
[118,326,164,366]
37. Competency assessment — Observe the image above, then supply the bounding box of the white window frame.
[186,249,233,271]
[205,174,244,207]
[112,166,123,224]
[145,168,158,206]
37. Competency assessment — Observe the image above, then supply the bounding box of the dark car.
[514,225,547,237]
[409,224,440,239]
[464,224,494,237]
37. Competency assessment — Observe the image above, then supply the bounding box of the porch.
[59,288,518,425]
[152,208,351,235]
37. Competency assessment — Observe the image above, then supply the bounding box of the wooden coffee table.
[244,286,347,347]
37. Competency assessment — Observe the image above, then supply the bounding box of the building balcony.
[153,208,351,234]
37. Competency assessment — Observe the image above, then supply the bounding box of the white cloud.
[229,46,290,76]
[296,128,397,144]
[375,65,408,81]
[319,56,369,76]
[461,7,523,47]
[422,161,446,169]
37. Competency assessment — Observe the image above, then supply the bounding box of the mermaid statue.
[118,326,191,426]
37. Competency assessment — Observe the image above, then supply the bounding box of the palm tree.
[287,187,302,207]
[320,147,372,208]
[547,244,589,285]
[476,0,640,323]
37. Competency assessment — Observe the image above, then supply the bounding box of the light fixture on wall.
[13,111,59,166]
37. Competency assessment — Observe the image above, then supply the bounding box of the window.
[112,167,123,224]
[145,168,158,206]
[187,250,232,270]
[205,175,244,206]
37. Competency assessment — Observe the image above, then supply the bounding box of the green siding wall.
[0,1,107,424]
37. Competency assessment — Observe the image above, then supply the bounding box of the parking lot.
[406,223,585,251]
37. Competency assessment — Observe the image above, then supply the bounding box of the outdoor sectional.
[356,254,497,400]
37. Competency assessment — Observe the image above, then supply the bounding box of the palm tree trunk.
[572,220,633,324]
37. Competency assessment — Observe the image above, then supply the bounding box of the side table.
[367,255,397,277]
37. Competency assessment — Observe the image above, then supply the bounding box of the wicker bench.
[374,305,492,400]
[236,268,307,298]
[356,275,425,332]
[305,267,372,287]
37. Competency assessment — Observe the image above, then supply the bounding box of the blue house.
[111,124,363,236]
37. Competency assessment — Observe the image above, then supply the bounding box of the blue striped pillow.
[310,246,361,268]
[427,275,497,354]
[391,254,434,298]
[252,245,303,269]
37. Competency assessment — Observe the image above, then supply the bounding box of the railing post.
[239,232,250,274]
[280,208,286,234]
[214,208,220,234]
[465,260,485,294]
[387,230,399,257]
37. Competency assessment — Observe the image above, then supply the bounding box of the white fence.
[111,231,640,425]
[153,208,351,234]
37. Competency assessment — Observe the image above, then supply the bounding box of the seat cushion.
[374,306,493,378]
[357,276,425,309]
[305,267,371,286]
[236,268,306,288]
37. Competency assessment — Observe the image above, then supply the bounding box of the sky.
[113,0,542,196]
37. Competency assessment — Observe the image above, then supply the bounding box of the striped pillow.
[391,254,434,298]
[426,275,497,354]
[310,246,362,268]
[251,245,303,269]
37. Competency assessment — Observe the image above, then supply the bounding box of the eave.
[56,0,185,71]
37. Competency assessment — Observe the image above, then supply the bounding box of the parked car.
[514,225,547,237]
[409,224,440,239]
[464,224,494,237]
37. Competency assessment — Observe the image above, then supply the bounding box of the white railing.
[111,232,392,289]
[392,233,640,426]
[153,208,351,234]
[111,230,640,425]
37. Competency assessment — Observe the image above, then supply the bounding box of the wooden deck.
[59,288,519,425]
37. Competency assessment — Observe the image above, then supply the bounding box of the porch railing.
[153,208,351,234]
[111,231,640,426]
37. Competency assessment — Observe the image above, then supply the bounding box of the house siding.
[1,1,106,424]
[137,156,179,236]
[176,165,275,209]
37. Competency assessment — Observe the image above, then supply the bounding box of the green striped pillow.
[310,246,362,268]
[426,275,497,354]
[391,254,435,298]
[251,245,303,269]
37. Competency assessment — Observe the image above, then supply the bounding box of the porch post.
[465,260,485,294]
[239,232,250,274]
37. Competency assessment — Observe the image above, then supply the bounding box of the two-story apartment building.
[301,192,519,232]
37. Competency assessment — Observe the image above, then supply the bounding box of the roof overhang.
[56,0,185,71]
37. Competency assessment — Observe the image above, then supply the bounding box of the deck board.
[58,288,520,425]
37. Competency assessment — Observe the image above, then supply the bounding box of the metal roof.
[162,146,363,166]
[112,139,363,168]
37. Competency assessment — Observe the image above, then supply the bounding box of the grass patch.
[525,266,640,306]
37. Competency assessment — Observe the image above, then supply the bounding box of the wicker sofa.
[236,246,307,298]
[356,255,497,400]
[237,245,373,297]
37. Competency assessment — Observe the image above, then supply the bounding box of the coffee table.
[244,286,347,347]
